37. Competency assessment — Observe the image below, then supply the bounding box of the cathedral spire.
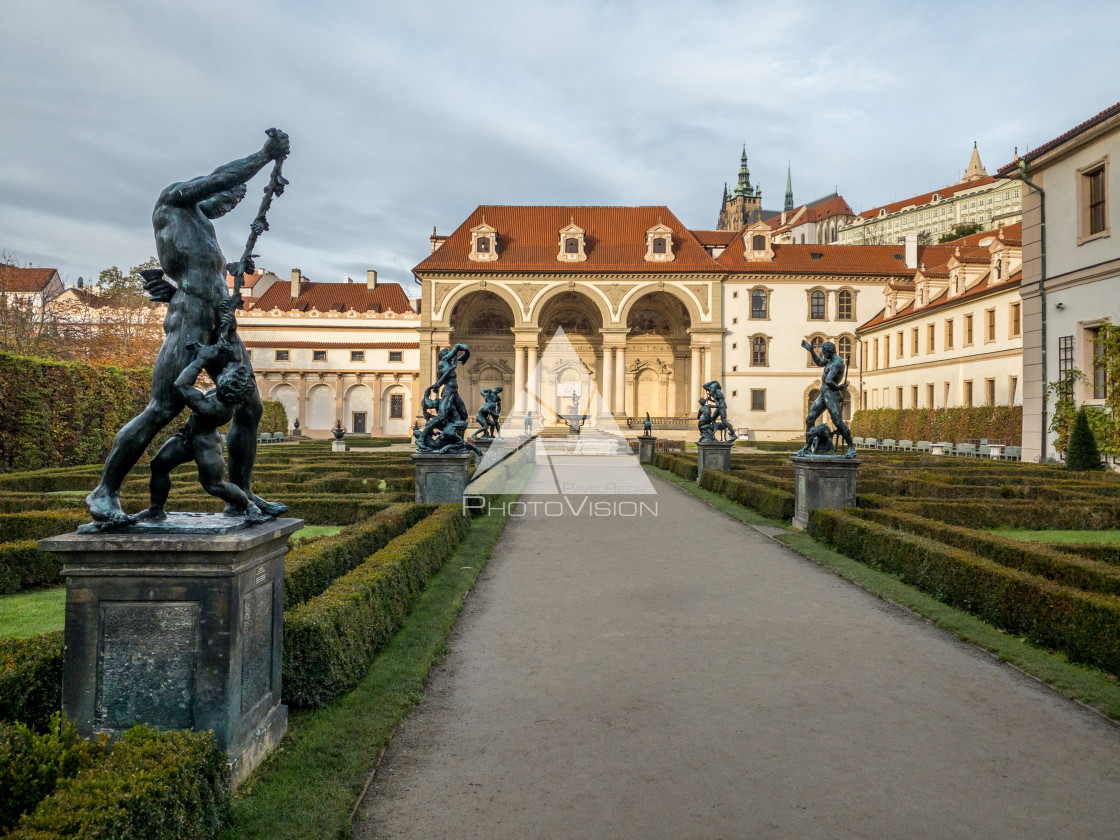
[962,141,988,183]
[734,143,753,198]
[784,163,794,212]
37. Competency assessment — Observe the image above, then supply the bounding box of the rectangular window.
[872,338,879,371]
[911,384,918,407]
[313,350,327,362]
[896,386,903,408]
[964,380,974,407]
[351,350,365,362]
[911,327,919,356]
[883,338,890,369]
[896,331,904,356]
[751,289,767,319]
[275,350,289,361]
[944,382,950,407]
[246,349,252,361]
[1009,376,1018,404]
[927,323,935,354]
[964,314,974,345]
[1010,302,1021,337]
[986,309,996,343]
[985,378,996,405]
[1093,329,1108,399]
[389,351,403,362]
[1058,335,1075,393]
[945,319,954,349]
[390,393,404,418]
[750,389,766,411]
[1079,158,1110,243]
[927,383,935,407]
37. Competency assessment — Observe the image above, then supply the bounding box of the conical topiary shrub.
[1066,407,1105,471]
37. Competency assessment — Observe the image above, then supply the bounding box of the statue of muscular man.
[800,340,857,458]
[86,130,290,526]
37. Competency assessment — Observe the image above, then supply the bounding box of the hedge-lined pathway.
[355,475,1120,839]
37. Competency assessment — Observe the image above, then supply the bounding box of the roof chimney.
[367,269,378,290]
[290,268,301,299]
[904,232,918,270]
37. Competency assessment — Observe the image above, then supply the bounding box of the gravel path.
[354,473,1120,839]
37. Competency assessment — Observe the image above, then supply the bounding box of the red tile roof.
[0,266,59,293]
[805,194,854,222]
[242,340,418,349]
[414,206,725,274]
[997,101,1120,174]
[939,221,1023,247]
[859,269,1022,331]
[718,238,960,278]
[854,175,1000,220]
[250,280,412,314]
[690,229,738,247]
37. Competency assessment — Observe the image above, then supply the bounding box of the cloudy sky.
[3,0,1119,291]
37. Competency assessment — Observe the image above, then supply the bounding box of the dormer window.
[469,221,499,262]
[644,223,675,262]
[557,222,587,262]
[742,223,774,262]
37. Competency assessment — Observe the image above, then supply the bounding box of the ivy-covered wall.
[0,353,287,473]
[851,406,1022,445]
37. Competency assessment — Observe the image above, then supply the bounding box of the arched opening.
[624,291,690,417]
[450,290,515,417]
[306,383,335,432]
[534,291,603,423]
[270,383,298,432]
[344,384,373,435]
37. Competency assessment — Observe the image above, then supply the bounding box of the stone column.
[334,376,345,430]
[602,347,614,413]
[690,345,701,403]
[296,374,309,432]
[614,345,626,416]
[526,346,538,397]
[513,346,526,400]
[372,374,383,434]
[703,346,712,384]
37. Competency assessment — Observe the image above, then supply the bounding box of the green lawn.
[223,502,514,840]
[0,586,65,637]
[989,528,1120,544]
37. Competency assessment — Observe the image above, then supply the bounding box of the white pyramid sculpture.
[466,327,656,496]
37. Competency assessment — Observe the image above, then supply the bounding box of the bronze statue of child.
[138,341,263,523]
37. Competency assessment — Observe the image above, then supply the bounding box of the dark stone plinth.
[638,435,656,464]
[39,516,303,789]
[413,452,473,503]
[77,510,266,535]
[695,440,733,480]
[790,455,862,531]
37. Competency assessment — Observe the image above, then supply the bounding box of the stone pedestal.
[39,516,303,788]
[790,456,861,531]
[695,440,733,481]
[331,439,346,453]
[413,452,473,503]
[638,435,656,464]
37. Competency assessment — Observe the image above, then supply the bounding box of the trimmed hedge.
[700,470,795,520]
[858,508,1120,597]
[808,509,1120,674]
[0,511,89,543]
[851,405,1022,445]
[0,541,59,595]
[0,715,107,833]
[652,452,697,480]
[0,633,64,731]
[283,506,470,707]
[864,495,1120,530]
[284,503,432,607]
[10,726,229,840]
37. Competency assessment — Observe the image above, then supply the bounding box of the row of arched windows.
[748,288,855,321]
[746,334,854,368]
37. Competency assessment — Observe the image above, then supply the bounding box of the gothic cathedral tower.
[717,145,762,231]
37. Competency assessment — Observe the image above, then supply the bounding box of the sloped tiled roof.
[997,101,1120,174]
[414,206,725,274]
[251,280,412,314]
[805,194,854,222]
[0,266,59,293]
[859,269,1022,332]
[690,229,738,247]
[854,175,1000,220]
[718,238,959,278]
[936,221,1023,247]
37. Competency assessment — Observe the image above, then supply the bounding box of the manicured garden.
[652,448,1120,718]
[0,438,509,838]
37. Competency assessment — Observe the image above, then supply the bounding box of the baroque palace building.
[234,268,421,437]
[837,146,1022,245]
